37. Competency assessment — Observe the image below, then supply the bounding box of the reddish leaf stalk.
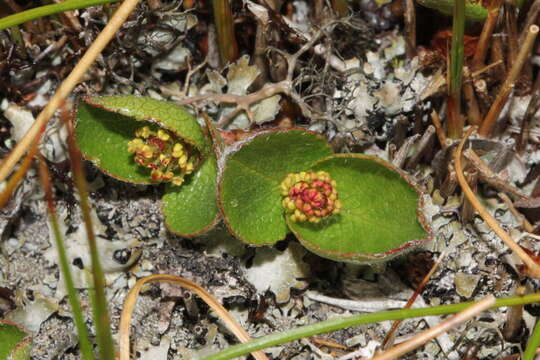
[331,0,349,16]
[212,0,239,65]
[472,0,502,71]
[446,0,465,139]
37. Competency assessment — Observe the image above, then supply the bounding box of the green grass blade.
[524,318,540,360]
[66,122,115,360]
[0,0,121,31]
[48,207,96,360]
[38,159,95,360]
[203,293,540,360]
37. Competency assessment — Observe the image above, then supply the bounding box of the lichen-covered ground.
[2,1,540,359]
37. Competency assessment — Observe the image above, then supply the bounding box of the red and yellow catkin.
[280,171,342,223]
[127,126,196,186]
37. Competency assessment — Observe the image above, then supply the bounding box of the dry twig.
[372,296,496,360]
[382,252,446,349]
[462,149,527,199]
[498,193,534,233]
[164,25,338,128]
[455,127,540,278]
[479,25,539,137]
[119,274,268,360]
[404,0,416,58]
[472,0,502,71]
[430,110,448,149]
[0,0,142,184]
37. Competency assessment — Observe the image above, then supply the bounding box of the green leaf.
[85,96,206,150]
[288,154,431,264]
[75,96,205,184]
[0,321,31,360]
[416,0,523,21]
[416,0,486,21]
[162,151,220,237]
[218,129,333,245]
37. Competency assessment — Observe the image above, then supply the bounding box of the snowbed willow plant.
[75,95,431,263]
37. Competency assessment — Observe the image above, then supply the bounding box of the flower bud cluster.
[280,171,342,223]
[127,126,196,186]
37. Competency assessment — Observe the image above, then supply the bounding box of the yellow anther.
[184,162,194,174]
[157,129,170,141]
[136,126,152,138]
[287,199,296,211]
[178,154,188,167]
[127,138,143,153]
[172,143,184,157]
[172,177,184,186]
[141,145,154,158]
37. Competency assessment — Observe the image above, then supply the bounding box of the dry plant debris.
[2,0,540,359]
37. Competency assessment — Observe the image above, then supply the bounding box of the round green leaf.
[0,321,31,360]
[75,96,205,184]
[162,151,219,237]
[85,95,206,150]
[288,154,431,264]
[218,129,333,246]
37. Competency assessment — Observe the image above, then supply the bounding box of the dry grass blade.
[0,0,141,184]
[382,251,446,349]
[371,295,495,360]
[119,274,269,360]
[0,142,39,208]
[479,25,539,137]
[454,127,540,278]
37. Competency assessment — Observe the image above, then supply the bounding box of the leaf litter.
[1,1,540,359]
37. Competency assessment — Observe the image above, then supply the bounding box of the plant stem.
[472,0,501,71]
[212,0,239,65]
[447,0,465,139]
[203,293,540,360]
[524,318,540,360]
[0,0,121,30]
[479,25,539,137]
[463,68,482,126]
[37,157,95,360]
[404,0,416,58]
[331,0,349,16]
[65,120,114,360]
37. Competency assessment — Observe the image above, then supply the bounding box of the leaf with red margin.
[75,95,205,184]
[287,154,431,264]
[0,320,31,360]
[218,129,333,246]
